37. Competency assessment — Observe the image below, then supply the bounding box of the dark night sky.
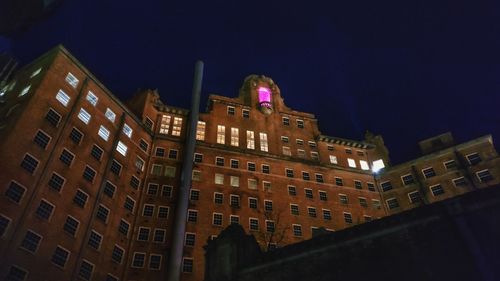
[1,0,500,164]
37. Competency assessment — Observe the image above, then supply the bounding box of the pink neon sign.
[258,87,271,104]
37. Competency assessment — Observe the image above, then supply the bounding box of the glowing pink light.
[258,87,271,103]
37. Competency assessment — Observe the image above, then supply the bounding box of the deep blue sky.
[1,0,500,163]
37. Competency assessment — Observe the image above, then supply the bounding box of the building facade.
[0,45,499,281]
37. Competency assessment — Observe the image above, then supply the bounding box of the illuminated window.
[65,72,79,88]
[151,164,162,176]
[105,108,116,123]
[116,141,127,156]
[347,158,356,168]
[98,125,110,141]
[196,121,205,140]
[372,159,385,172]
[56,89,70,106]
[329,155,337,164]
[217,125,225,144]
[192,170,201,181]
[259,132,268,152]
[230,176,239,187]
[215,174,224,185]
[360,160,369,170]
[172,117,182,136]
[247,130,255,149]
[231,127,239,146]
[78,108,91,124]
[160,115,171,134]
[86,91,98,106]
[123,123,133,138]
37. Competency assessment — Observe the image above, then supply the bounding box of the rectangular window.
[165,166,176,177]
[231,127,239,146]
[45,108,61,127]
[367,182,376,192]
[343,212,353,224]
[466,153,482,165]
[345,148,352,154]
[97,126,110,142]
[248,179,257,190]
[36,199,54,220]
[215,157,224,166]
[264,200,273,211]
[78,260,94,280]
[90,144,103,161]
[118,219,130,236]
[185,233,196,246]
[372,199,381,209]
[142,204,155,217]
[96,204,110,223]
[281,136,289,143]
[308,141,317,147]
[263,181,271,192]
[48,173,65,192]
[160,115,171,134]
[430,184,445,196]
[227,106,235,115]
[111,245,124,264]
[290,204,299,215]
[297,149,305,158]
[452,177,467,187]
[124,196,135,213]
[282,117,290,126]
[408,191,421,203]
[182,258,193,273]
[215,173,224,185]
[319,191,328,201]
[214,192,223,204]
[249,218,259,231]
[86,91,98,106]
[193,153,203,164]
[282,146,291,156]
[187,210,198,222]
[359,197,368,207]
[168,149,178,159]
[122,123,133,138]
[149,254,162,270]
[302,171,310,180]
[286,168,294,178]
[360,160,369,170]
[444,160,457,169]
[190,189,200,201]
[266,220,275,233]
[260,132,269,152]
[158,206,169,218]
[293,224,302,236]
[59,149,75,166]
[110,160,122,175]
[144,117,153,130]
[296,139,304,145]
[116,141,127,156]
[401,174,415,185]
[132,252,146,268]
[354,180,362,189]
[155,147,166,157]
[335,177,343,186]
[288,185,297,196]
[69,127,83,144]
[151,164,162,176]
[230,194,240,208]
[213,213,223,226]
[476,169,493,183]
[77,108,91,124]
[88,230,103,250]
[65,72,79,88]
[130,176,141,189]
[135,157,145,171]
[217,125,225,144]
[315,173,324,183]
[262,164,270,174]
[422,167,436,179]
[308,207,317,217]
[247,130,255,149]
[347,158,357,168]
[196,121,206,140]
[63,215,79,236]
[386,198,399,210]
[230,215,240,224]
[172,117,182,136]
[192,170,201,181]
[248,197,258,209]
[56,89,70,106]
[230,176,239,187]
[149,183,160,196]
[6,181,26,203]
[34,130,51,149]
[339,194,348,204]
[323,209,332,220]
[242,109,250,118]
[327,145,334,151]
[305,188,313,199]
[137,227,150,241]
[20,154,39,174]
[73,189,89,208]
[311,152,319,161]
[105,108,116,123]
[380,181,393,192]
[296,119,304,128]
[21,230,42,253]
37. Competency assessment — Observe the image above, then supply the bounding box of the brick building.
[0,45,499,281]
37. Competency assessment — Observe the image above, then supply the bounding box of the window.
[230,176,239,187]
[359,197,368,207]
[21,230,42,252]
[408,191,421,203]
[137,227,150,241]
[20,154,39,174]
[104,108,116,123]
[308,207,317,217]
[296,119,304,128]
[45,108,61,127]
[172,117,182,136]
[124,196,135,213]
[78,108,91,124]
[153,228,167,243]
[63,215,79,236]
[96,205,109,223]
[88,230,102,250]
[214,192,223,204]
[69,127,83,144]
[192,170,201,181]
[286,168,294,178]
[86,91,98,106]
[110,160,122,175]
[122,123,133,138]
[263,181,271,192]
[190,189,200,201]
[335,177,343,186]
[194,153,203,163]
[262,164,270,174]
[302,172,310,180]
[182,258,193,273]
[130,176,141,189]
[296,139,304,145]
[227,106,235,115]
[185,233,196,246]
[354,180,362,189]
[430,184,445,196]
[65,72,79,88]
[367,182,376,192]
[230,215,240,224]
[290,204,299,215]
[151,164,162,176]
[308,141,317,148]
[230,194,240,208]
[386,198,400,210]
[51,246,70,268]
[187,210,198,222]
[143,204,155,217]
[160,115,171,134]
[282,146,291,156]
[315,173,324,183]
[311,152,319,161]
[262,199,272,211]
[144,117,154,130]
[214,157,224,166]
[305,188,313,199]
[248,197,258,209]
[345,148,352,154]
[196,121,205,140]
[132,252,146,268]
[281,136,289,143]
[213,213,223,226]
[34,130,51,149]
[90,144,103,161]
[112,245,124,264]
[347,158,357,168]
[282,117,290,126]
[372,199,381,209]
[168,149,178,159]
[242,109,250,118]
[444,160,457,169]
[36,199,54,220]
[466,153,482,165]
[297,149,305,158]
[401,174,415,185]
[58,149,74,166]
[5,181,26,203]
[217,125,225,144]
[339,194,348,204]
[98,125,110,141]
[135,157,145,171]
[422,167,436,179]
[158,206,169,218]
[73,189,88,208]
[118,219,130,236]
[476,169,493,183]
[248,179,257,190]
[249,218,259,231]
[165,166,176,177]
[260,132,269,152]
[106,274,119,281]
[266,220,275,233]
[156,147,166,158]
[292,224,302,236]
[247,162,256,171]
[319,191,327,201]
[360,160,369,170]
[230,127,239,146]
[215,173,224,185]
[372,159,385,172]
[343,212,353,224]
[323,209,332,220]
[288,185,297,196]
[452,177,467,187]
[247,130,255,149]
[380,181,393,192]
[149,254,162,270]
[78,260,94,280]
[46,173,65,192]
[56,89,70,106]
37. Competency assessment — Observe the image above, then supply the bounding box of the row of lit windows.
[159,115,183,136]
[224,105,306,128]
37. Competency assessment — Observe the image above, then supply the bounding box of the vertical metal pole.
[167,61,203,281]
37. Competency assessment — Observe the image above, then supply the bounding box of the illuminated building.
[1,45,499,281]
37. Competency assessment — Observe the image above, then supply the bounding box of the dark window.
[401,174,415,185]
[142,205,154,217]
[305,189,313,199]
[302,172,310,180]
[430,184,445,196]
[290,204,299,215]
[96,205,109,222]
[354,180,362,189]
[104,181,116,198]
[308,207,317,217]
[162,185,172,197]
[130,176,140,189]
[0,215,11,237]
[158,206,169,218]
[194,153,203,163]
[182,258,193,273]
[249,218,259,231]
[262,164,270,174]
[216,157,224,166]
[139,139,149,152]
[213,213,223,226]
[187,210,197,222]
[367,182,376,192]
[20,154,39,174]
[214,193,223,204]
[149,255,162,270]
[339,195,348,204]
[231,159,239,169]
[230,215,239,224]
[345,148,352,154]
[185,233,196,246]
[315,174,324,183]
[444,160,457,169]
[422,167,436,179]
[282,117,290,126]
[168,149,178,159]
[247,162,256,171]
[147,183,159,196]
[296,119,304,128]
[319,191,328,201]
[281,136,289,143]
[359,197,368,207]
[327,145,334,151]
[6,266,27,281]
[112,245,124,263]
[230,195,240,208]
[154,229,166,243]
[156,147,165,157]
[477,169,493,183]
[34,130,51,149]
[190,190,200,201]
[335,177,343,186]
[21,230,42,252]
[118,219,130,235]
[137,227,150,241]
[110,160,122,175]
[264,200,273,211]
[51,246,70,267]
[380,181,393,192]
[144,118,154,130]
[249,198,258,209]
[78,260,94,280]
[48,173,65,192]
[63,216,79,236]
[45,109,61,127]
[35,200,54,220]
[453,177,468,187]
[266,221,275,233]
[357,151,364,156]
[242,109,250,118]
[323,209,332,220]
[88,230,102,249]
[293,224,302,236]
[82,166,96,182]
[124,197,135,212]
[59,149,74,166]
[467,153,482,165]
[227,106,235,115]
[106,274,118,281]
[288,186,297,196]
[132,253,146,268]
[5,181,26,203]
[73,190,88,208]
[344,213,353,224]
[408,191,421,203]
[286,169,294,178]
[90,145,103,161]
[69,128,83,144]
[387,198,400,209]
